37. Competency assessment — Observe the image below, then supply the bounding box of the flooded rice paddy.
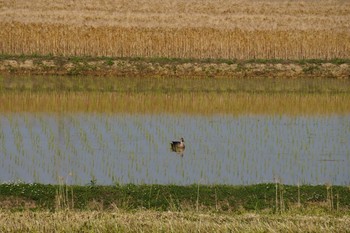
[0,77,349,185]
[0,112,349,185]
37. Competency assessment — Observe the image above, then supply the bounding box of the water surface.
[1,113,349,185]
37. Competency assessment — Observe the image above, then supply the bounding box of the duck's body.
[170,137,185,150]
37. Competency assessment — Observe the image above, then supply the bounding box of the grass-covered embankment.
[0,55,349,79]
[1,183,349,213]
[1,183,350,231]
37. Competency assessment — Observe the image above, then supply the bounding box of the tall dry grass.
[0,0,349,59]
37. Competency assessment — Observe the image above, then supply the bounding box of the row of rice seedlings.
[24,115,59,183]
[8,116,24,161]
[1,92,350,115]
[56,115,95,184]
[58,119,79,181]
[74,122,99,182]
[1,22,350,59]
[1,115,36,182]
[0,123,6,163]
[94,120,117,181]
[12,117,40,180]
[92,120,108,152]
[87,116,116,182]
[59,118,75,157]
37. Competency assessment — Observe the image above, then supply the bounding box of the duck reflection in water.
[170,137,185,157]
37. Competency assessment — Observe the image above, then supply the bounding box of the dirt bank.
[0,56,349,79]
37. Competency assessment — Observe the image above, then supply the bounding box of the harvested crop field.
[1,0,350,59]
[1,210,349,233]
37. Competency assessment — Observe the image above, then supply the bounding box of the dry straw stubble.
[0,210,349,232]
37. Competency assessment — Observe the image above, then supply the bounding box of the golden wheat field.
[1,0,350,59]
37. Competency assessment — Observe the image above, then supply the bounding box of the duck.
[170,137,185,150]
[170,137,185,157]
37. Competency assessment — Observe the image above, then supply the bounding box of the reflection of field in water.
[1,92,350,115]
[1,110,349,185]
